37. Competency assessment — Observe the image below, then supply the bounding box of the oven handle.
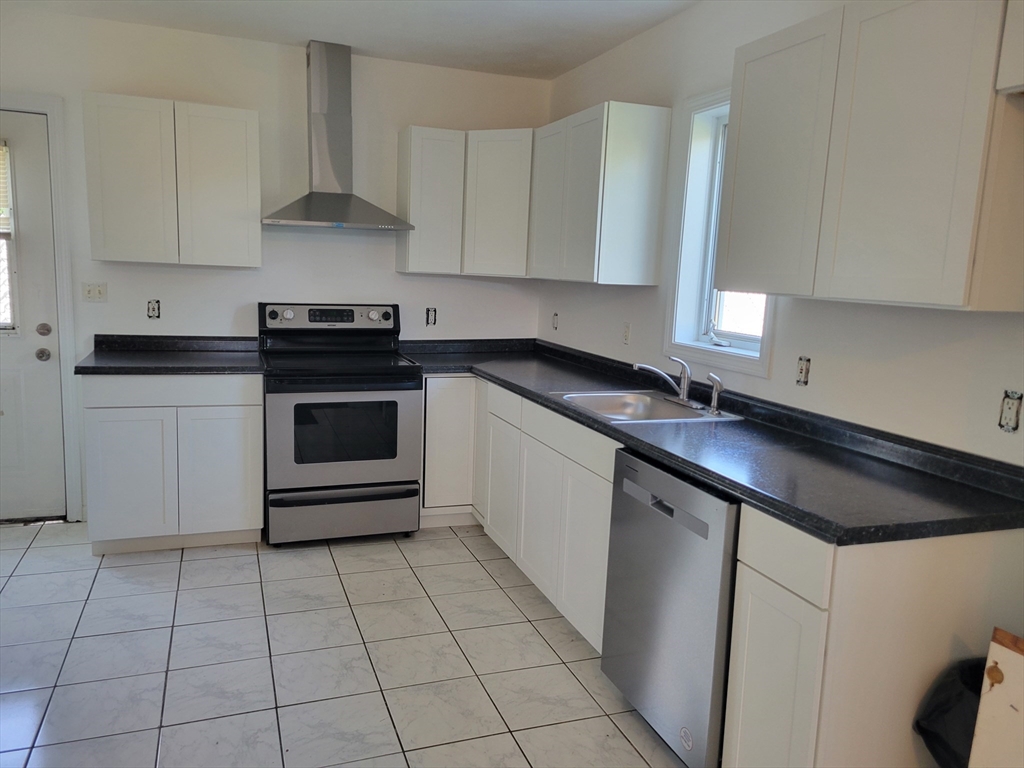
[268,484,420,508]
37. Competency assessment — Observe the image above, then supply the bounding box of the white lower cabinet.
[517,435,564,597]
[723,562,827,768]
[423,377,476,509]
[84,407,179,541]
[177,406,262,535]
[557,459,613,649]
[483,412,521,557]
[82,375,263,543]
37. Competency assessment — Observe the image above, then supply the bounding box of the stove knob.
[368,310,381,322]
[283,309,295,320]
[382,310,392,322]
[267,309,279,320]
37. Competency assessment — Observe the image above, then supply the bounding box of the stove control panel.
[262,304,397,330]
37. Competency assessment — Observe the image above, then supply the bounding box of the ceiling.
[11,0,695,80]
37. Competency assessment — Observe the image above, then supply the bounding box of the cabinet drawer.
[521,399,620,482]
[738,506,834,609]
[486,382,522,427]
[82,375,263,408]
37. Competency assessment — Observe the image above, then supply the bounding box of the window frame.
[0,140,19,336]
[664,89,775,378]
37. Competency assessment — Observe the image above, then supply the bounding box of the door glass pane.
[294,402,398,464]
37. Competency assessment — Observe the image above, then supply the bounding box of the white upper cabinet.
[997,0,1024,93]
[529,101,671,285]
[83,92,261,268]
[716,1,1022,310]
[462,128,533,277]
[816,0,1003,306]
[175,102,261,268]
[396,126,466,274]
[714,9,843,296]
[83,93,179,264]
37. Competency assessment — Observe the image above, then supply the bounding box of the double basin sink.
[560,391,741,425]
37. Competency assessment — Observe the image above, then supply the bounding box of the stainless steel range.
[260,303,423,544]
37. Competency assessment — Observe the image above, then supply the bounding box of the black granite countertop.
[76,335,1023,545]
[408,349,1024,546]
[75,335,264,375]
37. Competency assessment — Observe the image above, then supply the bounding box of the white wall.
[536,0,1024,465]
[0,8,550,353]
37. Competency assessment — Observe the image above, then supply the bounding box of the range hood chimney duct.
[262,41,414,231]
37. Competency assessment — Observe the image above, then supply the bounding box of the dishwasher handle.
[622,477,710,540]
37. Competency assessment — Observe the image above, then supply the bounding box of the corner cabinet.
[83,376,263,543]
[396,126,532,277]
[83,92,261,268]
[716,0,1024,310]
[528,102,671,285]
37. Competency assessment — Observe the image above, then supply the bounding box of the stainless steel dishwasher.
[602,450,739,767]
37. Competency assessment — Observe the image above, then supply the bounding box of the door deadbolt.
[36,323,52,336]
[35,348,51,362]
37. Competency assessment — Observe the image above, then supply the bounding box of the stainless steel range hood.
[262,41,413,231]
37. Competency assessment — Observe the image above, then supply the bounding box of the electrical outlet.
[797,356,811,386]
[552,313,559,330]
[999,391,1022,433]
[425,307,437,326]
[623,322,631,345]
[82,283,107,302]
[147,299,160,319]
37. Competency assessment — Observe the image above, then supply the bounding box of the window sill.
[666,339,772,378]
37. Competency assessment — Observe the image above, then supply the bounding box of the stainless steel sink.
[561,391,741,423]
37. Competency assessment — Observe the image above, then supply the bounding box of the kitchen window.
[666,91,774,377]
[0,142,17,332]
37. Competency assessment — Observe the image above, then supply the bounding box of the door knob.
[36,323,52,336]
[35,348,51,362]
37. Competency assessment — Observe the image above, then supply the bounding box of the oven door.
[265,379,423,491]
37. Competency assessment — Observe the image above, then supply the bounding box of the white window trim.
[664,88,775,379]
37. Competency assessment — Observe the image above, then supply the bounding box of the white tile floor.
[0,521,684,768]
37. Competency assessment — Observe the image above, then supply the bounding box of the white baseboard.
[419,505,478,528]
[91,528,261,555]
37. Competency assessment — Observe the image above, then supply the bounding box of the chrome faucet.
[633,358,704,409]
[707,373,724,415]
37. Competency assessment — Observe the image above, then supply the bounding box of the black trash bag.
[913,657,986,768]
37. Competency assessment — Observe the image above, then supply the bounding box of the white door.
[562,103,607,283]
[527,119,567,279]
[722,563,828,768]
[517,434,563,600]
[423,377,475,508]
[84,407,178,540]
[714,8,843,297]
[461,128,533,277]
[483,413,520,559]
[814,0,1002,305]
[174,101,261,268]
[558,459,613,652]
[82,93,178,263]
[178,405,262,535]
[0,110,66,520]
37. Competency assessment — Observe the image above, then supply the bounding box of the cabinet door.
[722,563,828,768]
[815,0,1002,305]
[397,127,466,274]
[997,0,1024,93]
[424,377,475,508]
[562,103,607,283]
[714,9,843,296]
[85,407,178,540]
[175,102,261,268]
[517,434,563,601]
[462,129,533,276]
[484,413,521,558]
[527,119,568,279]
[557,459,613,652]
[83,93,179,263]
[177,406,262,535]
[472,378,489,516]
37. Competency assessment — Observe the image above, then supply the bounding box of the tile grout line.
[255,543,288,768]
[153,547,186,768]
